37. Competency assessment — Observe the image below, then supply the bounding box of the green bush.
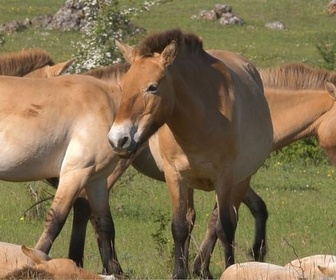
[270,138,328,166]
[316,33,336,71]
[71,0,144,73]
[71,0,171,73]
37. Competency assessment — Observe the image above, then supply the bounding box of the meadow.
[0,0,335,279]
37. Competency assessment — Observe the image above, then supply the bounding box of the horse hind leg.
[215,177,251,268]
[68,192,92,267]
[193,204,217,279]
[242,186,268,261]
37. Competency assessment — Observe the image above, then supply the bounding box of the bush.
[316,33,336,71]
[270,138,329,166]
[71,0,144,73]
[71,0,171,73]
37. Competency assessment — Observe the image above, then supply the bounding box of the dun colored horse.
[108,29,273,278]
[48,61,269,274]
[1,244,110,280]
[0,73,132,275]
[0,49,73,78]
[0,242,50,277]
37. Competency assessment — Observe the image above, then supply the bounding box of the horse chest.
[171,154,218,191]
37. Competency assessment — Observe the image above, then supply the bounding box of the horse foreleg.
[85,178,122,276]
[169,182,195,279]
[242,185,268,261]
[35,175,84,254]
[44,178,91,267]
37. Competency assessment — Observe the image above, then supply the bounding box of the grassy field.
[0,0,336,279]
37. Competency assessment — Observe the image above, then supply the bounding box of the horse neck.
[84,68,125,107]
[164,57,222,141]
[265,87,334,150]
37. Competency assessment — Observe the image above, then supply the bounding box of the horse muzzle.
[108,126,139,158]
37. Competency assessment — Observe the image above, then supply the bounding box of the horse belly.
[0,137,62,181]
[0,156,60,182]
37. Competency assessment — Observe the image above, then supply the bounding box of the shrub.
[71,0,171,73]
[270,138,328,166]
[71,0,144,73]
[316,33,336,71]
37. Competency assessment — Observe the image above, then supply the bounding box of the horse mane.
[84,62,130,84]
[260,63,336,89]
[0,49,54,76]
[135,28,204,57]
[4,266,54,279]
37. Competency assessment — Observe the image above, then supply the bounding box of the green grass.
[119,0,335,67]
[0,0,336,279]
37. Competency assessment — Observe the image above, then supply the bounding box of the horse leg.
[85,178,122,276]
[194,178,260,276]
[169,181,195,279]
[243,185,268,261]
[193,204,217,279]
[216,177,250,268]
[35,173,86,255]
[68,191,92,267]
[44,178,91,267]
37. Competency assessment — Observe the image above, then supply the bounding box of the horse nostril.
[118,136,129,148]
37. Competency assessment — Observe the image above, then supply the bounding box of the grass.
[0,0,336,279]
[119,0,336,67]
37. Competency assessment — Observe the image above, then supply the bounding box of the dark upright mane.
[260,63,336,90]
[84,62,130,84]
[135,28,204,57]
[0,49,54,76]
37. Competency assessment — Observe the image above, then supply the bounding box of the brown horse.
[0,49,73,78]
[2,244,108,280]
[108,29,273,278]
[42,62,267,275]
[44,62,266,274]
[0,242,50,277]
[0,74,134,276]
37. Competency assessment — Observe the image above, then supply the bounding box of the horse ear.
[48,59,76,76]
[21,245,46,265]
[325,81,336,100]
[160,40,178,66]
[317,265,335,277]
[115,39,135,63]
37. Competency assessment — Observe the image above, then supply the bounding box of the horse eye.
[146,84,158,93]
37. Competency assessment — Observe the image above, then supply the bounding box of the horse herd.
[1,28,336,279]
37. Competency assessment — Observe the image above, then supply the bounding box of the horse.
[0,49,74,78]
[108,29,273,278]
[2,244,112,280]
[0,242,50,277]
[220,261,298,280]
[220,254,336,280]
[42,62,267,275]
[285,254,336,279]
[0,73,134,276]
